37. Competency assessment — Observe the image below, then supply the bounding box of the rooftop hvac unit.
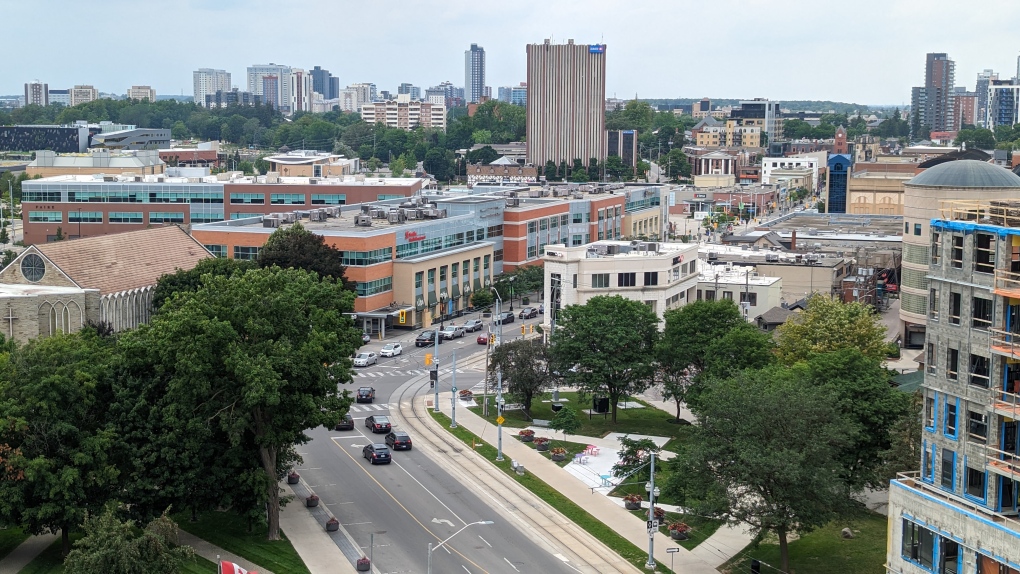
[263,218,280,228]
[387,211,406,224]
[309,210,326,222]
[572,192,583,199]
[506,198,520,207]
[309,178,319,185]
[371,209,388,219]
[422,209,441,218]
[295,210,310,219]
[361,205,372,214]
[707,252,718,261]
[765,253,780,262]
[354,214,373,227]
[642,242,659,252]
[403,209,419,220]
[280,212,297,223]
[605,245,620,255]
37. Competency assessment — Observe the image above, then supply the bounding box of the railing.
[989,328,1020,357]
[979,441,1020,480]
[894,472,1020,534]
[939,199,1020,227]
[994,269,1020,295]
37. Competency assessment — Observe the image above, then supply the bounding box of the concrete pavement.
[0,533,56,574]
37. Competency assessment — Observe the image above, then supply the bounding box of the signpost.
[646,519,659,534]
[667,547,680,572]
[496,416,505,425]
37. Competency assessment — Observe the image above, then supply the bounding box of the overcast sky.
[4,0,1020,106]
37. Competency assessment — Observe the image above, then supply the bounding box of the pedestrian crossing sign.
[496,416,505,425]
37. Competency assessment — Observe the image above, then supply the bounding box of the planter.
[536,442,549,451]
[306,496,319,508]
[522,296,530,305]
[287,472,300,485]
[459,391,474,400]
[356,558,371,571]
[624,501,642,511]
[325,518,339,532]
[551,403,563,412]
[670,531,689,540]
[550,453,566,462]
[521,434,534,442]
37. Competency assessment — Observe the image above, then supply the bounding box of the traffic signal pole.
[432,328,440,413]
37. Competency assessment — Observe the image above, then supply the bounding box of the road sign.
[496,416,505,425]
[666,548,680,554]
[646,519,659,534]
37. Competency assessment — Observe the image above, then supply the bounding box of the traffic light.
[399,310,406,324]
[488,334,495,346]
[429,369,438,388]
[424,353,433,366]
[521,324,526,335]
[529,324,535,334]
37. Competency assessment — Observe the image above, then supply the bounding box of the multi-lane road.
[297,312,584,574]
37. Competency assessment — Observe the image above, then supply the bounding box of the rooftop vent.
[354,214,373,227]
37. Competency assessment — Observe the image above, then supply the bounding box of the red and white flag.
[219,561,257,574]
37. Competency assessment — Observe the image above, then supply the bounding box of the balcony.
[981,443,1020,481]
[994,270,1020,299]
[990,328,1020,359]
[990,387,1020,419]
[894,472,1020,535]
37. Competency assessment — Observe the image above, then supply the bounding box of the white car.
[380,343,402,357]
[353,352,378,367]
[439,325,466,340]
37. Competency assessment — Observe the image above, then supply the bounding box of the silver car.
[353,352,378,367]
[439,325,466,339]
[462,319,484,332]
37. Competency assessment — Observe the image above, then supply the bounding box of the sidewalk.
[0,533,56,574]
[176,531,275,574]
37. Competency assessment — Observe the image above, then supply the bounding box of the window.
[572,213,583,224]
[486,224,503,237]
[483,255,490,270]
[592,273,610,288]
[949,292,961,325]
[540,218,548,231]
[740,292,758,306]
[946,348,959,380]
[975,233,995,273]
[527,221,537,234]
[68,211,102,223]
[704,290,716,301]
[940,538,959,574]
[28,211,61,223]
[233,246,260,260]
[598,209,605,221]
[931,231,941,265]
[572,235,583,246]
[109,212,143,223]
[191,212,223,223]
[927,342,937,374]
[149,212,185,223]
[914,223,922,236]
[945,401,957,436]
[929,288,940,320]
[549,217,557,229]
[951,235,963,268]
[572,274,577,288]
[560,214,569,226]
[311,194,346,205]
[473,258,480,272]
[966,466,985,499]
[972,297,992,329]
[341,248,392,266]
[527,245,537,258]
[451,263,459,279]
[205,244,226,258]
[941,449,955,489]
[355,277,393,297]
[925,396,935,428]
[644,272,659,286]
[415,271,423,289]
[618,273,636,287]
[377,194,402,201]
[968,410,987,444]
[270,193,305,205]
[969,354,990,388]
[229,193,265,204]
[901,519,935,569]
[439,266,447,282]
[722,291,733,300]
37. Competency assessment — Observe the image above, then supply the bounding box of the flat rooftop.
[29,173,424,187]
[762,212,903,237]
[193,208,476,237]
[698,262,780,286]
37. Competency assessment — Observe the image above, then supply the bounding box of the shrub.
[623,493,643,503]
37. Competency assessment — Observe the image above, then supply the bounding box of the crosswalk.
[348,403,395,413]
[353,368,476,378]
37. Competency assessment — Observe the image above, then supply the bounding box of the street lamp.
[491,286,506,461]
[645,452,660,570]
[427,521,493,574]
[506,276,516,312]
[439,294,448,329]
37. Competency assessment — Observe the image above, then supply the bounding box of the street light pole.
[432,328,440,413]
[492,289,506,461]
[427,521,493,574]
[645,452,659,570]
[450,349,458,429]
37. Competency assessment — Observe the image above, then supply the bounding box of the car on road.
[518,307,539,319]
[462,319,484,332]
[380,343,402,357]
[415,330,443,347]
[362,443,391,464]
[365,415,392,433]
[477,332,491,345]
[361,332,372,344]
[384,431,412,450]
[334,413,354,431]
[493,312,515,325]
[353,352,378,367]
[356,386,375,403]
[439,325,466,339]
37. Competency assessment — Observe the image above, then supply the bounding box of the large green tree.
[257,222,353,289]
[549,296,658,422]
[487,339,554,415]
[151,257,254,311]
[774,295,887,365]
[64,508,194,574]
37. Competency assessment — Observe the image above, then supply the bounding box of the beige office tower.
[526,39,607,168]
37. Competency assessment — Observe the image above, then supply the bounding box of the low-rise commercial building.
[360,94,446,131]
[265,150,358,177]
[696,261,783,320]
[699,244,853,302]
[846,171,914,215]
[27,149,165,177]
[466,160,539,185]
[90,128,171,150]
[761,156,820,191]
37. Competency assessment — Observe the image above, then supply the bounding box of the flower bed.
[518,429,535,442]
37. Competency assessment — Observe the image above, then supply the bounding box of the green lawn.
[720,512,888,574]
[0,527,29,562]
[625,508,724,551]
[433,411,667,571]
[175,511,311,574]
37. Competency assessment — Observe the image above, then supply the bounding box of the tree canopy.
[64,508,194,574]
[487,339,553,414]
[773,295,887,365]
[257,222,352,289]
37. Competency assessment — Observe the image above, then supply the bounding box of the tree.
[470,288,493,309]
[254,156,270,175]
[488,339,553,414]
[544,160,559,182]
[142,267,360,540]
[774,295,887,365]
[151,257,254,311]
[660,148,691,181]
[257,222,353,289]
[955,128,996,150]
[423,148,451,180]
[667,369,858,572]
[54,226,66,241]
[604,155,632,181]
[389,157,406,177]
[611,436,660,483]
[64,507,194,574]
[700,323,775,382]
[549,406,581,445]
[466,145,499,165]
[0,227,7,245]
[471,130,493,145]
[587,157,600,181]
[880,390,922,481]
[0,250,15,269]
[549,296,659,422]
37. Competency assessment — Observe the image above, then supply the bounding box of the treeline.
[783,109,911,140]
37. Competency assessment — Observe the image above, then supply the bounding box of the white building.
[542,240,700,329]
[193,69,231,108]
[289,68,313,114]
[127,85,156,102]
[70,85,98,106]
[348,83,376,105]
[761,156,820,191]
[695,261,783,320]
[24,80,48,107]
[337,89,360,112]
[248,63,293,114]
[360,94,446,131]
[48,89,70,106]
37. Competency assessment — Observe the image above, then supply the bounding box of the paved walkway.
[177,530,274,574]
[0,533,56,574]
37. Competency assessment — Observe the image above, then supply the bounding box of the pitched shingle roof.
[755,306,794,326]
[36,225,211,295]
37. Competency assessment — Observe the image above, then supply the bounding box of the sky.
[4,0,1020,106]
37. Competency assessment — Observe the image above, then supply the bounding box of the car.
[380,343,402,357]
[362,443,391,464]
[462,319,484,332]
[353,352,378,367]
[415,330,443,347]
[493,312,515,325]
[334,413,354,431]
[518,307,538,319]
[477,332,491,345]
[538,304,544,314]
[384,431,412,450]
[356,386,375,403]
[439,325,466,339]
[365,415,392,433]
[361,332,372,344]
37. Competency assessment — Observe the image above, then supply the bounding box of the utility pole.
[450,350,458,428]
[432,328,440,413]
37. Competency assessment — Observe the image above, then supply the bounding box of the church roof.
[35,225,211,295]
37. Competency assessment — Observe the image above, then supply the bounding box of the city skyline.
[3,0,1020,105]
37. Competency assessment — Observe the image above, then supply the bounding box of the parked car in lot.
[380,343,402,357]
[477,332,491,345]
[365,415,392,433]
[440,325,466,339]
[518,307,539,319]
[385,431,412,450]
[334,413,354,431]
[493,312,515,325]
[361,332,372,344]
[356,386,375,403]
[462,319,484,332]
[362,443,391,464]
[415,330,443,347]
[353,352,378,367]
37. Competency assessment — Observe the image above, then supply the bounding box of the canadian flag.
[219,561,257,574]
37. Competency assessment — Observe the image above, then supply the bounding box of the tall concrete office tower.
[193,69,231,107]
[911,53,956,135]
[526,39,607,167]
[24,81,48,106]
[464,44,486,104]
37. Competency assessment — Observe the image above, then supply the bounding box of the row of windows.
[270,193,305,205]
[355,276,393,297]
[919,437,988,505]
[150,212,186,223]
[926,340,991,389]
[29,210,211,224]
[230,193,265,204]
[68,211,103,223]
[928,289,993,329]
[415,258,485,289]
[931,231,998,274]
[341,247,393,266]
[311,194,346,205]
[26,190,349,206]
[625,195,661,212]
[234,246,260,260]
[395,226,503,259]
[696,290,759,305]
[205,244,227,258]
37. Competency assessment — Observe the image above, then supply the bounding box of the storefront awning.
[474,277,482,292]
[451,283,460,299]
[427,289,437,307]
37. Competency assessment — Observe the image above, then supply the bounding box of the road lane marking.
[461,565,471,573]
[341,521,373,526]
[431,518,454,527]
[478,535,491,547]
[503,557,520,572]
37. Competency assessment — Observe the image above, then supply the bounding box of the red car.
[477,333,490,345]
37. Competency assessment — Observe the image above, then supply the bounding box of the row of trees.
[0,224,362,558]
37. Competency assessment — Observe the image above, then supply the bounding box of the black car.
[494,312,515,325]
[356,386,375,403]
[334,413,354,431]
[362,443,391,464]
[366,415,392,433]
[518,307,538,319]
[415,330,443,347]
[385,431,412,451]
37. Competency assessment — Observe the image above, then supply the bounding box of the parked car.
[384,431,412,451]
[440,325,466,339]
[356,386,375,403]
[380,343,402,357]
[365,415,392,433]
[462,319,484,332]
[493,312,515,325]
[415,330,443,347]
[538,304,544,314]
[353,352,378,367]
[334,413,354,431]
[477,332,490,345]
[518,307,538,319]
[362,443,391,464]
[361,332,372,344]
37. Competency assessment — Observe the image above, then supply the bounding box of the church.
[0,225,211,342]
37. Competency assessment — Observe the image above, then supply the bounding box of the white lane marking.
[478,535,491,547]
[461,566,471,573]
[553,554,569,562]
[504,557,520,571]
[341,521,373,526]
[443,546,452,554]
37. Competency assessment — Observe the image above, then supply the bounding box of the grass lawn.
[513,436,592,467]
[0,527,29,562]
[433,411,667,571]
[181,555,220,573]
[176,511,310,574]
[720,512,888,574]
[625,508,724,551]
